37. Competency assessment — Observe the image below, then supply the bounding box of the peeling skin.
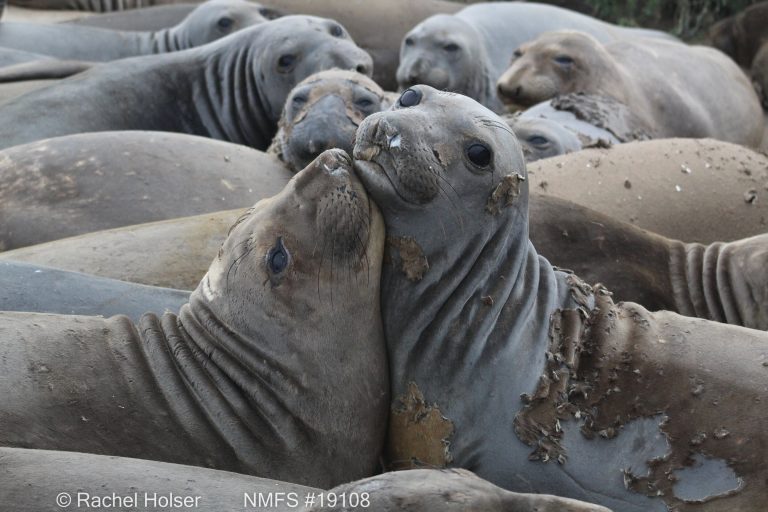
[387,382,454,470]
[486,173,525,215]
[515,274,768,510]
[386,235,429,281]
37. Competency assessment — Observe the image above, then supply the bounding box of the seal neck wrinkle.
[147,26,185,54]
[195,44,273,150]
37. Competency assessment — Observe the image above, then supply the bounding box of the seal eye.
[292,94,308,106]
[356,98,374,109]
[404,37,415,47]
[277,54,297,72]
[527,135,549,147]
[267,238,290,274]
[399,88,421,107]
[554,55,574,66]
[217,17,233,30]
[330,24,344,37]
[444,43,460,52]
[512,49,523,58]
[467,143,492,168]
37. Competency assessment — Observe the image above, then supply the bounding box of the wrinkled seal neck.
[192,36,274,149]
[382,189,570,389]
[147,25,187,53]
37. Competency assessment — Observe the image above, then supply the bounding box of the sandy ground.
[4,5,93,23]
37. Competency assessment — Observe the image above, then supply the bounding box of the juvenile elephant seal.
[0,131,291,250]
[0,15,372,150]
[0,150,388,489]
[269,69,394,172]
[353,85,768,511]
[0,260,189,321]
[751,41,768,107]
[496,31,764,146]
[397,2,675,112]
[0,0,271,61]
[0,447,316,512]
[503,115,585,162]
[527,138,768,243]
[313,469,608,512]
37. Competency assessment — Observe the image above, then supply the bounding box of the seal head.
[170,0,279,49]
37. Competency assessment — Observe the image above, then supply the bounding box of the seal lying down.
[0,150,388,490]
[352,85,768,511]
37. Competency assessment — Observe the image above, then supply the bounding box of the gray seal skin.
[751,41,768,107]
[0,0,271,61]
[0,15,372,151]
[0,131,291,250]
[496,31,764,147]
[0,260,189,321]
[0,447,317,512]
[526,137,768,244]
[63,0,463,91]
[269,69,394,173]
[0,150,388,489]
[397,2,676,112]
[352,85,768,511]
[8,193,768,332]
[313,469,609,512]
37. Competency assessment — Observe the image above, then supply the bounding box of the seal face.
[270,69,391,172]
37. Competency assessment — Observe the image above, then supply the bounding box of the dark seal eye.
[399,88,421,107]
[527,135,549,147]
[444,43,460,52]
[217,17,233,30]
[467,143,492,167]
[267,238,289,274]
[404,37,415,47]
[277,54,297,72]
[292,94,308,105]
[356,98,374,109]
[554,55,574,66]
[330,24,344,37]
[513,48,523,58]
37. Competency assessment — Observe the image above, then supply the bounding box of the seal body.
[397,2,676,111]
[352,85,768,511]
[497,32,764,146]
[708,1,768,68]
[0,16,373,151]
[0,261,189,321]
[0,447,316,512]
[0,0,270,61]
[0,131,291,250]
[527,138,768,243]
[0,150,388,489]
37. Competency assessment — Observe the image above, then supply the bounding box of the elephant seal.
[0,131,291,250]
[708,1,768,68]
[352,85,768,511]
[0,0,272,61]
[496,31,764,146]
[0,77,54,104]
[397,2,675,112]
[313,469,609,512]
[0,260,189,321]
[0,447,316,512]
[0,15,372,151]
[63,0,463,91]
[0,150,388,489]
[527,137,768,243]
[269,69,394,172]
[503,115,584,162]
[751,41,768,107]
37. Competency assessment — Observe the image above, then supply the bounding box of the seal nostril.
[514,86,522,98]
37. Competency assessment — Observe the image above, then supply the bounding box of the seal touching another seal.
[496,31,764,146]
[0,131,291,250]
[397,2,675,112]
[0,0,271,61]
[503,115,585,162]
[352,85,768,511]
[0,260,189,321]
[0,150,388,489]
[0,15,372,151]
[708,1,768,68]
[527,137,768,243]
[269,69,394,173]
